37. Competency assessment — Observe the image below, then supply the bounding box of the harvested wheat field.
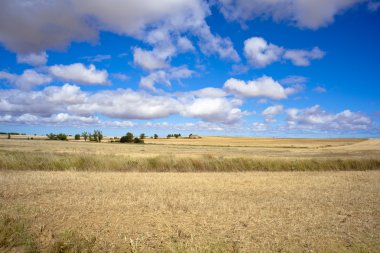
[1,137,380,252]
[1,171,379,252]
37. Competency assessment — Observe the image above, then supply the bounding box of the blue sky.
[0,0,379,137]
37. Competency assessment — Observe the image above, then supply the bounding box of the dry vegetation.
[0,135,379,252]
[1,171,379,252]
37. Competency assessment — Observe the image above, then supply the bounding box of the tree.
[81,131,89,142]
[75,134,80,140]
[7,133,11,139]
[140,133,145,139]
[154,134,158,139]
[126,132,134,142]
[47,133,56,140]
[93,130,103,143]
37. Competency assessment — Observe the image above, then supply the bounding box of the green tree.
[47,133,56,140]
[93,130,103,143]
[81,131,89,142]
[126,132,134,142]
[140,133,145,139]
[75,134,80,140]
[154,134,158,139]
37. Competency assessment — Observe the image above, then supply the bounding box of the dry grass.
[1,137,379,252]
[1,171,379,252]
[1,150,380,172]
[1,138,379,159]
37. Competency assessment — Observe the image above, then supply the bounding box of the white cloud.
[0,82,247,124]
[0,0,239,66]
[196,25,240,61]
[262,105,284,116]
[17,51,48,66]
[49,63,108,85]
[244,37,283,68]
[0,69,51,90]
[313,86,327,93]
[177,37,195,52]
[283,47,325,66]
[112,73,130,82]
[243,37,325,68]
[140,66,194,91]
[82,54,112,62]
[133,47,169,71]
[224,76,301,100]
[280,76,308,86]
[0,112,137,128]
[262,104,284,123]
[190,87,227,98]
[182,97,245,124]
[216,0,364,29]
[251,122,269,131]
[285,105,372,131]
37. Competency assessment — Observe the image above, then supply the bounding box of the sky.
[0,0,379,137]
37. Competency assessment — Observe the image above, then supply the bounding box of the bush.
[47,133,67,141]
[119,132,144,144]
[134,137,144,144]
[74,134,80,140]
[57,133,67,141]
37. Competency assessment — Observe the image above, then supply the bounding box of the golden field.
[0,136,380,252]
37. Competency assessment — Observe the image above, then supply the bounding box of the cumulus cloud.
[262,104,284,122]
[133,47,169,71]
[182,97,245,124]
[140,66,194,91]
[0,83,245,124]
[216,0,364,29]
[196,25,240,61]
[286,105,372,131]
[49,63,108,85]
[0,0,239,66]
[244,37,283,68]
[251,122,269,131]
[243,37,325,68]
[0,84,86,116]
[283,47,325,66]
[0,112,137,128]
[16,51,48,66]
[0,69,51,90]
[224,76,301,100]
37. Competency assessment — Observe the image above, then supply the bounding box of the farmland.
[0,136,379,252]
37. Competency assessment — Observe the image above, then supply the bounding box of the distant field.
[1,136,379,252]
[1,171,379,252]
[1,137,380,171]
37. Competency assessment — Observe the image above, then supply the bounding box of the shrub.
[74,134,80,140]
[56,133,67,141]
[134,137,144,144]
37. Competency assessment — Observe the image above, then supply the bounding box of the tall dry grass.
[1,150,379,172]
